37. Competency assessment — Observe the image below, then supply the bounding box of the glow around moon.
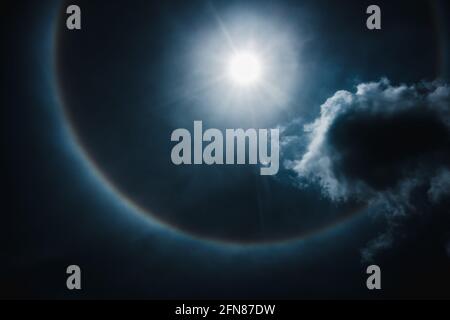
[166,8,303,124]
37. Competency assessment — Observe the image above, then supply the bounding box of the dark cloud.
[285,79,450,260]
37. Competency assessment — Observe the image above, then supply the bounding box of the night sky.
[2,0,450,299]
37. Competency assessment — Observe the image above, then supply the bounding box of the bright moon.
[228,51,262,86]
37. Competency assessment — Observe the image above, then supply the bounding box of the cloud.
[284,79,450,260]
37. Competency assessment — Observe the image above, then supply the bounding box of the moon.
[228,51,262,86]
